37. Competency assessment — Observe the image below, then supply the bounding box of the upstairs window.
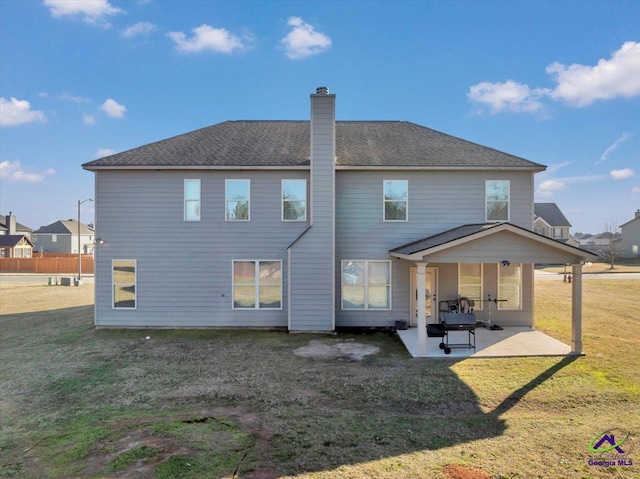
[486,180,510,222]
[383,180,408,221]
[458,263,483,310]
[184,179,201,221]
[52,234,57,243]
[226,180,250,221]
[498,263,522,310]
[282,180,306,221]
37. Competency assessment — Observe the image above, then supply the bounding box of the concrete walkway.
[397,326,573,358]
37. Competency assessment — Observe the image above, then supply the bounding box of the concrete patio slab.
[397,326,573,358]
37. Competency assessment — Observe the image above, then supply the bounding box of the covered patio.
[397,326,571,358]
[390,223,598,358]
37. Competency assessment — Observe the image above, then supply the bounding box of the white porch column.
[417,263,427,347]
[571,263,583,354]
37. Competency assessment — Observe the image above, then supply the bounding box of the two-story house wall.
[616,209,640,258]
[83,88,596,353]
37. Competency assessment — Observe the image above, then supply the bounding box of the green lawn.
[0,279,638,478]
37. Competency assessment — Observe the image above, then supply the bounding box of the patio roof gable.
[390,223,598,264]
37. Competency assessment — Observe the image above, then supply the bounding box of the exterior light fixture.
[500,260,510,267]
[95,238,105,245]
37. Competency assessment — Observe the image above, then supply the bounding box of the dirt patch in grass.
[72,406,270,478]
[293,338,380,361]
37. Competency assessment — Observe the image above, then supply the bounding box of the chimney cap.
[315,86,329,95]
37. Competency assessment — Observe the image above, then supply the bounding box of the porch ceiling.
[389,222,598,264]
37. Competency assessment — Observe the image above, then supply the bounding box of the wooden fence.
[0,256,94,274]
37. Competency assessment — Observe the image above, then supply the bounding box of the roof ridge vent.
[316,86,329,95]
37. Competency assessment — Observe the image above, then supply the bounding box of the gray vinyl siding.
[288,94,335,331]
[618,218,640,258]
[94,169,309,328]
[32,234,73,254]
[335,169,535,327]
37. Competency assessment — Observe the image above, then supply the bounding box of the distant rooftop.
[34,219,94,235]
[534,203,571,227]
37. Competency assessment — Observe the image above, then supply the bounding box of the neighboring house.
[82,87,597,354]
[0,213,33,239]
[0,235,34,258]
[579,231,620,249]
[616,209,640,258]
[533,203,578,246]
[0,213,34,258]
[32,220,95,254]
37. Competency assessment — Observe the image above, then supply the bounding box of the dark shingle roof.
[34,220,94,235]
[0,215,32,233]
[0,235,33,247]
[534,203,572,227]
[83,121,544,170]
[390,224,498,255]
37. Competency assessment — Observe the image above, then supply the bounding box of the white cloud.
[610,168,634,180]
[535,174,609,198]
[467,80,549,115]
[100,98,126,118]
[59,91,91,103]
[43,0,123,26]
[0,160,55,183]
[167,24,246,53]
[281,17,331,60]
[469,41,640,115]
[95,148,116,158]
[37,92,48,98]
[547,42,640,107]
[122,21,158,38]
[538,179,567,192]
[597,132,632,165]
[632,186,640,193]
[83,114,96,125]
[0,97,46,127]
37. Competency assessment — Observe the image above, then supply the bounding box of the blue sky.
[1,0,638,233]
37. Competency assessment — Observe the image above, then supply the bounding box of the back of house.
[83,87,596,333]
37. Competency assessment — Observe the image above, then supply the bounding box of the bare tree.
[599,221,620,269]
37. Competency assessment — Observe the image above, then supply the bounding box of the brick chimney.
[635,209,640,219]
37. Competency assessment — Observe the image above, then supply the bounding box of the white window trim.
[281,179,307,222]
[232,260,283,310]
[341,260,392,310]
[497,262,522,310]
[458,263,483,311]
[383,179,409,222]
[184,179,201,222]
[225,179,251,221]
[485,180,510,222]
[112,259,137,310]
